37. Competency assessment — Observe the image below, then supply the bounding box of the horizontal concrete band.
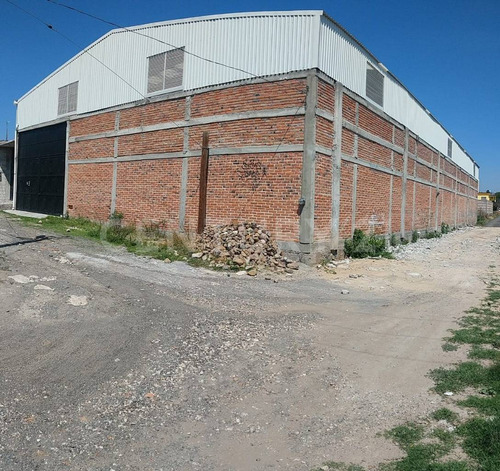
[342,121,473,188]
[67,144,304,164]
[69,107,306,143]
[316,148,475,197]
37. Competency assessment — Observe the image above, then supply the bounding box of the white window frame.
[146,47,185,96]
[365,62,384,108]
[58,81,78,116]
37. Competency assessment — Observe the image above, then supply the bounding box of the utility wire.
[9,0,306,155]
[45,0,308,155]
[4,0,147,100]
[47,0,271,82]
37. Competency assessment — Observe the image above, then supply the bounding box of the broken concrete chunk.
[34,284,54,291]
[68,295,88,306]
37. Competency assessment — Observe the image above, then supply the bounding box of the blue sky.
[1,0,498,191]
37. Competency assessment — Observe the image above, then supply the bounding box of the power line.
[3,0,147,100]
[45,0,308,155]
[9,0,306,156]
[47,0,271,82]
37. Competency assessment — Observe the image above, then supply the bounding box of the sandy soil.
[0,215,498,470]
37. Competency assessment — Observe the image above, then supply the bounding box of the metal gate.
[16,123,66,215]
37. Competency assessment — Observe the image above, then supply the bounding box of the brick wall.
[66,72,478,260]
[68,78,307,245]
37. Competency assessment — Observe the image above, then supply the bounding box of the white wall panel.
[17,10,477,177]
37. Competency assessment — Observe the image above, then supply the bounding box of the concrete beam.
[69,107,306,143]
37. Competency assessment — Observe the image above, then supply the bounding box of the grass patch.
[344,229,393,259]
[457,417,500,470]
[431,408,459,423]
[5,212,202,265]
[442,342,459,352]
[384,423,425,450]
[468,346,500,361]
[311,462,365,471]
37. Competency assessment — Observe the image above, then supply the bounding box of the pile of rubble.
[193,222,299,274]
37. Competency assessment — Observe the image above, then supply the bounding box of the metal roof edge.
[318,13,478,169]
[16,10,323,103]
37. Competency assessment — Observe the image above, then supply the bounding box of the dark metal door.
[16,123,66,215]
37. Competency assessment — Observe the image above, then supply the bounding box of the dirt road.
[0,214,498,470]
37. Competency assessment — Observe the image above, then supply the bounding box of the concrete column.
[63,121,70,215]
[400,127,409,237]
[299,71,318,255]
[331,82,343,252]
[435,152,441,230]
[388,126,395,235]
[351,164,358,236]
[110,111,120,215]
[179,96,191,232]
[12,108,19,210]
[454,166,458,227]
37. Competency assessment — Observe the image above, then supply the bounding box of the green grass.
[384,423,425,450]
[457,418,500,471]
[344,229,393,259]
[5,212,201,265]
[379,280,500,471]
[431,408,459,423]
[311,463,365,471]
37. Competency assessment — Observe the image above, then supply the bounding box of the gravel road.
[0,214,498,470]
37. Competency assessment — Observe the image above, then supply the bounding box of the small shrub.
[411,230,419,243]
[477,212,487,226]
[344,229,391,259]
[431,408,459,423]
[105,225,136,245]
[390,233,399,247]
[425,230,442,239]
[441,222,450,234]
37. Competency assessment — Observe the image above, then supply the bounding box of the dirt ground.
[0,214,499,471]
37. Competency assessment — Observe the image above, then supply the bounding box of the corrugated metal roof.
[16,10,478,175]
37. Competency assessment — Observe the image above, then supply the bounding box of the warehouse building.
[14,11,479,261]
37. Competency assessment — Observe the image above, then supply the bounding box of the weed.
[457,417,500,470]
[384,423,425,450]
[344,229,392,259]
[441,223,451,234]
[411,230,419,243]
[105,225,136,245]
[430,361,487,394]
[311,462,365,471]
[425,230,442,239]
[476,212,488,226]
[468,346,500,361]
[431,408,459,423]
[390,233,399,247]
[442,342,459,352]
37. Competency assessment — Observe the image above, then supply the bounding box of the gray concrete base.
[4,210,48,219]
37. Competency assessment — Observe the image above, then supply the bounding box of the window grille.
[366,62,384,107]
[58,81,78,115]
[147,48,184,94]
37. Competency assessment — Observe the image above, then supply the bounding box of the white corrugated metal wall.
[17,12,319,129]
[17,10,477,177]
[318,17,476,176]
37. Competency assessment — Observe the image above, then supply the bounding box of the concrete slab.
[4,210,49,219]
